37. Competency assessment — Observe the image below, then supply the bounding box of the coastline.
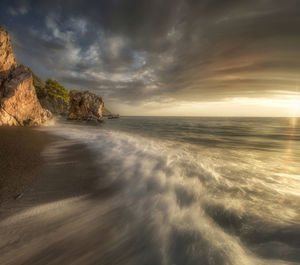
[0,127,102,215]
[0,125,124,265]
[0,118,299,265]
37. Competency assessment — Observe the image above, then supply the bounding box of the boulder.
[0,26,52,126]
[68,90,104,122]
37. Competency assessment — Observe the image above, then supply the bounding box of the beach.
[0,127,52,203]
[0,126,105,209]
[0,118,299,265]
[0,126,119,265]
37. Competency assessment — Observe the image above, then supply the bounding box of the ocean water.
[3,117,300,265]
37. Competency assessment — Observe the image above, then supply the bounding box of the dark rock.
[68,90,104,122]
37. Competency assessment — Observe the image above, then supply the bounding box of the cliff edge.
[0,26,51,126]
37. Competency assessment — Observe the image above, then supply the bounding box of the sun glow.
[115,96,300,117]
[290,103,300,117]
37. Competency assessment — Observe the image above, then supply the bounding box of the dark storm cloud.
[0,0,299,104]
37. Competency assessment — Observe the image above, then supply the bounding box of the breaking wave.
[35,119,300,265]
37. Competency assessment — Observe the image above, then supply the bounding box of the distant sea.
[40,117,300,264]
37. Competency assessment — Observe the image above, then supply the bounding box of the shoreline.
[0,127,121,265]
[0,119,299,265]
[0,127,102,215]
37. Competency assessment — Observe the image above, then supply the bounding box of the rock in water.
[68,90,104,122]
[0,26,51,126]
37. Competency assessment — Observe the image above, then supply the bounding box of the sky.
[1,0,300,116]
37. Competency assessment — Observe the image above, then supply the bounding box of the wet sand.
[0,127,52,203]
[0,128,102,216]
[0,128,136,265]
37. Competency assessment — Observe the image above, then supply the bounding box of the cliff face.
[38,96,68,116]
[0,26,51,126]
[0,65,52,126]
[0,26,17,74]
[68,90,104,122]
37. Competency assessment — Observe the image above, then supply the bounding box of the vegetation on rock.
[34,77,69,103]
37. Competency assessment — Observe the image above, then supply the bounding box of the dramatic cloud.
[1,0,300,115]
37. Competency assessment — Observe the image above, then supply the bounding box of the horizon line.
[119,115,300,118]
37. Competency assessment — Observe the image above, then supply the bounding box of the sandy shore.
[0,128,102,216]
[0,127,130,265]
[0,127,52,203]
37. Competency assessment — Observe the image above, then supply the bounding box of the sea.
[5,117,300,265]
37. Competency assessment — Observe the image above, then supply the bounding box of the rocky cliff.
[38,96,68,116]
[0,26,51,126]
[68,90,104,122]
[0,26,17,75]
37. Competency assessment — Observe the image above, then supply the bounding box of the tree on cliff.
[35,78,69,103]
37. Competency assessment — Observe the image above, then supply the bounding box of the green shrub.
[44,79,69,103]
[33,76,69,103]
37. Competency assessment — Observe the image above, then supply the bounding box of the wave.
[35,122,300,265]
